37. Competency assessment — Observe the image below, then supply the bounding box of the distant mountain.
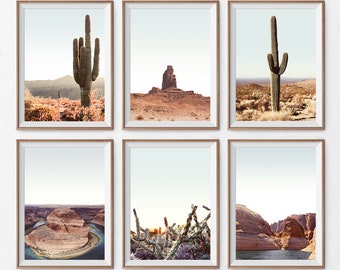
[236,78,314,85]
[25,75,105,100]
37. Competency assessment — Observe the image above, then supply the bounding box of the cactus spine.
[73,15,100,107]
[267,16,288,112]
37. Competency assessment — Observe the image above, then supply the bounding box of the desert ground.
[236,79,316,121]
[130,87,210,121]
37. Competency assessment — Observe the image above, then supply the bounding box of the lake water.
[25,222,105,260]
[236,250,312,260]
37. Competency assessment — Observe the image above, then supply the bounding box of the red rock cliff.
[236,204,281,251]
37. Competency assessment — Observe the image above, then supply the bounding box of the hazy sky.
[236,146,316,224]
[235,8,316,79]
[127,4,214,96]
[24,7,106,80]
[25,146,105,205]
[130,147,211,230]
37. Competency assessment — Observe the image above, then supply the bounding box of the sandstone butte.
[236,204,314,255]
[25,208,95,258]
[130,65,210,121]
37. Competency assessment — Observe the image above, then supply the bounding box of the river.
[236,250,312,260]
[25,222,105,260]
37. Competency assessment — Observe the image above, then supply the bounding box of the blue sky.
[236,146,316,224]
[25,146,105,205]
[130,147,211,229]
[24,7,106,80]
[235,8,316,79]
[127,4,215,96]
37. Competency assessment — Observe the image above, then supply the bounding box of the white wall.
[1,0,340,269]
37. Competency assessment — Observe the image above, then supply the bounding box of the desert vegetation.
[236,80,316,121]
[73,14,100,107]
[267,16,289,112]
[25,89,104,121]
[130,205,211,260]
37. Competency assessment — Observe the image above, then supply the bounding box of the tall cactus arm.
[73,38,80,84]
[279,53,288,75]
[79,46,87,88]
[79,37,84,50]
[85,15,91,48]
[267,53,276,73]
[270,16,279,66]
[92,38,100,81]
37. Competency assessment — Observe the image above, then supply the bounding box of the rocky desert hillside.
[130,65,210,121]
[236,79,316,121]
[235,204,316,256]
[236,204,281,251]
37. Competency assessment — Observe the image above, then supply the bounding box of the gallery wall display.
[14,0,326,269]
[228,139,324,268]
[123,0,219,129]
[123,140,219,267]
[17,0,113,129]
[228,0,324,129]
[16,140,113,268]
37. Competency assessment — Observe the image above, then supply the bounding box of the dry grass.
[236,80,316,121]
[25,89,105,122]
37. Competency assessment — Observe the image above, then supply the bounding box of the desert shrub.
[25,105,60,121]
[130,205,211,260]
[136,114,144,120]
[24,89,104,121]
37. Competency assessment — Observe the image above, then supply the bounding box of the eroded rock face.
[302,228,316,259]
[236,204,280,251]
[92,209,105,226]
[271,213,316,240]
[279,217,309,250]
[25,208,90,253]
[162,65,177,90]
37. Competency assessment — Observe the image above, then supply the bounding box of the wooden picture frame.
[123,0,219,129]
[228,139,324,268]
[123,140,219,267]
[17,140,113,268]
[228,0,324,129]
[17,0,113,129]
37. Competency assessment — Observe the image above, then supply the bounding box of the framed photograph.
[17,0,113,129]
[228,139,324,268]
[123,1,219,129]
[17,140,113,268]
[123,140,219,267]
[228,0,324,129]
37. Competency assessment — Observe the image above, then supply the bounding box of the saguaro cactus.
[267,16,288,112]
[73,15,100,107]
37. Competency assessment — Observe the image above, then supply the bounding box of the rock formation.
[236,205,311,251]
[25,208,91,256]
[302,228,317,259]
[279,216,309,250]
[236,204,281,251]
[162,65,177,90]
[271,213,316,240]
[92,209,105,226]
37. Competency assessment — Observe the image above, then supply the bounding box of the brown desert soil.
[130,87,210,121]
[236,79,316,121]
